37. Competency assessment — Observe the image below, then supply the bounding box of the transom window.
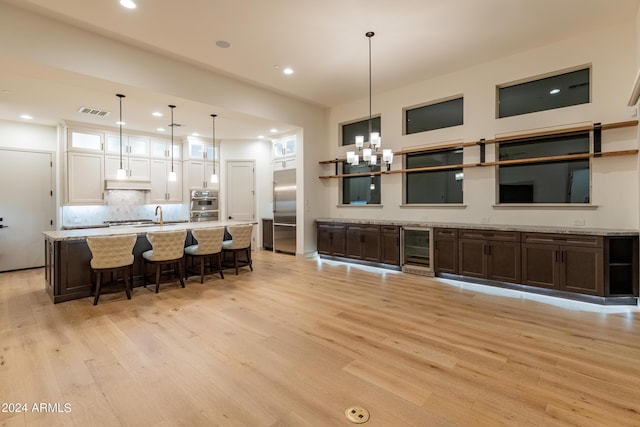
[404,97,463,135]
[497,67,590,118]
[341,117,381,146]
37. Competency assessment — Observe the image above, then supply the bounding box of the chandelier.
[346,31,393,171]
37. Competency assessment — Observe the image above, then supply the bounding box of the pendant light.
[168,104,177,182]
[347,31,393,171]
[210,114,219,184]
[116,94,127,179]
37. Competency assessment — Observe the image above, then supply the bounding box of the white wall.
[324,20,640,230]
[0,119,56,151]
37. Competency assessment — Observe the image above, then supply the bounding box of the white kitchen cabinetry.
[187,138,214,160]
[150,159,183,203]
[187,160,218,190]
[150,137,182,160]
[186,138,217,189]
[67,152,104,204]
[68,129,104,152]
[105,156,150,180]
[272,136,296,170]
[105,134,150,180]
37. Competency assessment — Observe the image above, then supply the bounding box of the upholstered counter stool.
[222,224,254,275]
[142,230,187,293]
[86,234,137,305]
[185,227,225,283]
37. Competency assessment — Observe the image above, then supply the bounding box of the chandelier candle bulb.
[355,135,364,150]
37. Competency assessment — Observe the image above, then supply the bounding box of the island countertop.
[43,220,257,241]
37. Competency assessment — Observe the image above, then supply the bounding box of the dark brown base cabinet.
[318,221,637,302]
[435,227,637,300]
[521,233,603,296]
[262,218,273,250]
[457,230,521,284]
[434,228,458,274]
[317,222,400,267]
[346,224,381,262]
[381,226,400,265]
[317,223,346,257]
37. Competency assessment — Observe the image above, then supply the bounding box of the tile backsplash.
[62,190,189,226]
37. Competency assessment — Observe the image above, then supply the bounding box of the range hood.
[104,179,152,190]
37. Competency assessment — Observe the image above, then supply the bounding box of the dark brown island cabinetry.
[434,228,458,274]
[521,233,603,296]
[458,229,521,284]
[316,222,400,267]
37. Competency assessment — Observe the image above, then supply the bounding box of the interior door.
[0,149,55,271]
[226,160,255,221]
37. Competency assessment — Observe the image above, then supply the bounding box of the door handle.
[228,216,232,219]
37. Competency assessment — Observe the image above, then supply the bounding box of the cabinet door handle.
[561,250,565,263]
[555,250,558,262]
[487,244,491,256]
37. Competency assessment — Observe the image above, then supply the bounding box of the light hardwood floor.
[1,251,639,426]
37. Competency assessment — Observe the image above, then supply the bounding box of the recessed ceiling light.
[157,128,166,132]
[120,0,136,9]
[192,132,199,136]
[258,135,264,139]
[116,121,126,125]
[1,89,11,94]
[270,128,277,133]
[550,88,561,95]
[152,112,163,117]
[20,114,32,120]
[283,67,294,75]
[216,40,231,49]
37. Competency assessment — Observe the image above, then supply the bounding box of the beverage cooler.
[401,227,434,276]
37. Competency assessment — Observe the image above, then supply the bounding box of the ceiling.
[1,0,639,141]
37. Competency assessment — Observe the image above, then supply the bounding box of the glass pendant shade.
[116,168,127,179]
[355,135,364,150]
[370,132,381,149]
[168,170,177,182]
[346,151,355,164]
[363,148,372,162]
[370,154,377,165]
[351,154,359,165]
[210,173,219,184]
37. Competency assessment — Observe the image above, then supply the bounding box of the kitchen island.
[43,220,255,303]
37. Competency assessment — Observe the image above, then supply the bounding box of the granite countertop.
[314,218,638,236]
[44,220,256,241]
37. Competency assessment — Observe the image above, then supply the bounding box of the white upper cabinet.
[68,129,104,152]
[106,134,150,157]
[273,136,296,159]
[150,137,182,160]
[187,137,215,160]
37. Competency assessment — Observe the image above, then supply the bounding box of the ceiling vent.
[77,106,111,117]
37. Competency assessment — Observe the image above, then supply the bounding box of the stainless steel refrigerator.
[273,169,296,254]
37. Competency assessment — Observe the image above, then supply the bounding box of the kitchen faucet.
[155,205,163,226]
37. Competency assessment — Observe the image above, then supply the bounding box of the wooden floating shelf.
[319,119,638,165]
[319,119,638,179]
[318,149,639,179]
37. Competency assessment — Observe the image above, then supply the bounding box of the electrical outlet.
[481,217,490,223]
[573,218,586,226]
[73,217,81,224]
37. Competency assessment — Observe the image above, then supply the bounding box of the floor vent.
[77,106,111,117]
